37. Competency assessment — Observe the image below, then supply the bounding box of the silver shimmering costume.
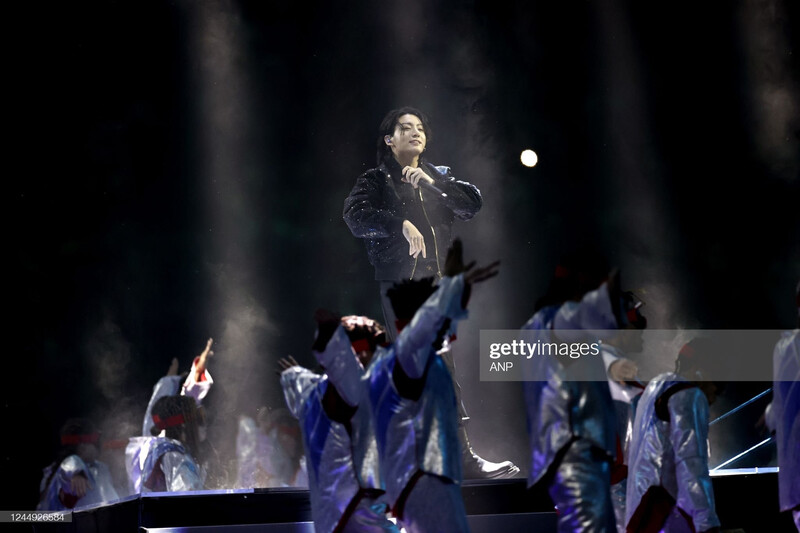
[765,329,799,529]
[522,283,619,533]
[125,436,205,493]
[365,275,469,531]
[38,455,119,511]
[281,326,397,533]
[625,373,720,532]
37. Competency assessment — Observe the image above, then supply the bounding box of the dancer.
[126,339,215,493]
[279,312,398,533]
[365,239,499,532]
[625,337,724,533]
[522,254,642,533]
[126,395,206,493]
[38,418,119,511]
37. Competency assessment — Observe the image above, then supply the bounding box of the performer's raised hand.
[195,338,214,381]
[401,166,435,189]
[402,220,427,259]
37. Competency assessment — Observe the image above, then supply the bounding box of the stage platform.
[24,469,795,532]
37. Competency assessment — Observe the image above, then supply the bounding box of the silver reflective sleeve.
[669,387,720,531]
[314,326,363,407]
[395,275,466,379]
[281,367,322,419]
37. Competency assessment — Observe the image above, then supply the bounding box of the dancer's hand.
[444,239,499,284]
[402,220,426,259]
[277,356,300,375]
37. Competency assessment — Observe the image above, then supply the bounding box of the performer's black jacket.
[343,157,482,281]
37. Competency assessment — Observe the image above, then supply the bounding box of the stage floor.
[22,469,795,533]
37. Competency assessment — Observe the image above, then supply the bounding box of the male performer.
[344,107,515,479]
[343,107,482,339]
[625,337,723,533]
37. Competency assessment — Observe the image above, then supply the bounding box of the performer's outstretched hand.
[444,238,500,285]
[195,338,214,381]
[166,357,180,377]
[277,356,301,375]
[402,220,426,259]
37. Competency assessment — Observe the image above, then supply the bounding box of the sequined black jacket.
[343,157,482,281]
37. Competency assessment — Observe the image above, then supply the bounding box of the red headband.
[102,439,128,450]
[152,414,187,431]
[61,433,99,446]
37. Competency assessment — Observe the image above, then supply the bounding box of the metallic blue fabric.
[37,455,119,511]
[125,436,203,493]
[522,283,618,489]
[626,374,720,532]
[281,366,390,533]
[365,276,466,507]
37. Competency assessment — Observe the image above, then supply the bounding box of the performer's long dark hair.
[151,395,202,459]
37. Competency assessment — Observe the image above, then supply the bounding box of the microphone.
[418,180,447,198]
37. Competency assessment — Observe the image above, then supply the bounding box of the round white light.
[520,149,538,167]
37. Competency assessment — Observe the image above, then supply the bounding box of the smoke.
[738,0,800,184]
[86,315,133,403]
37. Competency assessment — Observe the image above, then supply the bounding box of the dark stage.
[5,0,800,530]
